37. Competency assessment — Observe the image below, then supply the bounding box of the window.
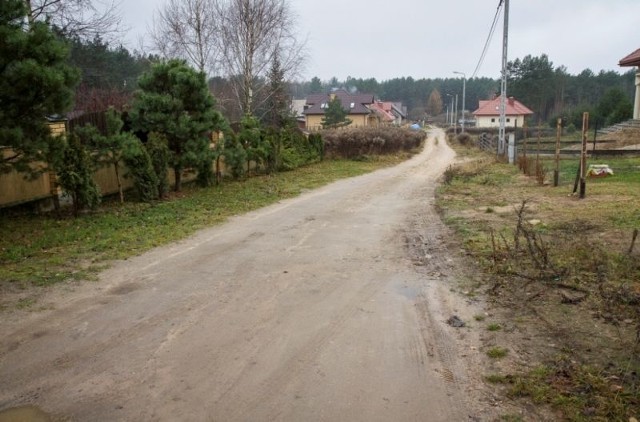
[350,102,355,109]
[506,118,511,123]
[491,118,495,123]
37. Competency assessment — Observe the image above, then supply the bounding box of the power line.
[470,1,504,79]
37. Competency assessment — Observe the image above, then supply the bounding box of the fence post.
[536,120,541,177]
[579,112,589,199]
[554,118,561,186]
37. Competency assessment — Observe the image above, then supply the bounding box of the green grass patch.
[499,415,524,422]
[487,346,509,359]
[487,323,502,331]
[485,373,508,384]
[16,297,35,310]
[0,156,406,287]
[503,360,639,421]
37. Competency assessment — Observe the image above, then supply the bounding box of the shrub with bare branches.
[321,127,425,159]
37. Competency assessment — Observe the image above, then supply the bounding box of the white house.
[472,96,533,128]
[619,48,640,120]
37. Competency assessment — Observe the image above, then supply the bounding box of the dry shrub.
[321,126,425,159]
[443,157,495,185]
[517,155,529,174]
[456,132,472,145]
[535,159,546,185]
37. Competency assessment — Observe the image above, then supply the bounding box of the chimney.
[508,97,515,106]
[330,93,336,101]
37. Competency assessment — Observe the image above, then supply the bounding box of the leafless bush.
[456,133,472,145]
[443,165,457,185]
[490,200,565,282]
[535,160,546,185]
[322,127,425,159]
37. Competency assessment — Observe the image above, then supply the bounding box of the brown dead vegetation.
[437,139,640,421]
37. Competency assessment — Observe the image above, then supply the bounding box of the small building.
[290,99,307,129]
[370,101,407,126]
[303,89,376,130]
[618,48,640,120]
[472,96,534,128]
[368,101,397,126]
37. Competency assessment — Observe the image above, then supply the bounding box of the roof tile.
[304,89,374,116]
[472,97,534,116]
[619,48,640,67]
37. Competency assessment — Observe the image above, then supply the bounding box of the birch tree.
[150,0,219,75]
[151,0,305,117]
[23,0,123,41]
[216,0,305,115]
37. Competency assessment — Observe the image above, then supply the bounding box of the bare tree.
[24,0,123,41]
[150,0,219,75]
[216,0,305,115]
[149,0,305,118]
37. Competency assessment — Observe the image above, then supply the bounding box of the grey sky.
[122,0,640,81]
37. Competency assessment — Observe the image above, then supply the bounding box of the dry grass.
[437,141,640,420]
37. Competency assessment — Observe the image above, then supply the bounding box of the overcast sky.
[122,0,640,82]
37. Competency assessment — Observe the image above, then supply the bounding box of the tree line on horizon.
[62,31,635,129]
[291,55,635,128]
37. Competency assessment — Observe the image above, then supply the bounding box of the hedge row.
[321,126,425,159]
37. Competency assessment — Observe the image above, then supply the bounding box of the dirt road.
[1,129,492,421]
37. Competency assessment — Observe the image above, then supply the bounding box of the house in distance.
[472,96,533,128]
[302,89,406,131]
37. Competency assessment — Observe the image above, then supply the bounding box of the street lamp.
[445,93,453,126]
[453,71,466,133]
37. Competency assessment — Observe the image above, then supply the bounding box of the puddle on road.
[396,284,420,300]
[0,405,51,422]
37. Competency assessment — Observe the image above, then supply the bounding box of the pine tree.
[321,97,351,129]
[121,137,159,202]
[130,60,226,191]
[0,0,79,175]
[267,53,290,129]
[146,132,171,198]
[56,134,101,216]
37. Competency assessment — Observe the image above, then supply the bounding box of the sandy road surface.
[1,129,490,421]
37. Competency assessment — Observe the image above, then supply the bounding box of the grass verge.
[438,136,640,420]
[0,155,409,292]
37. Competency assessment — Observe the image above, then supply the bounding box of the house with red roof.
[303,90,377,130]
[472,96,534,128]
[619,48,640,120]
[368,101,397,125]
[371,101,407,126]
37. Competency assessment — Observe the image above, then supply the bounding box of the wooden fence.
[1,121,222,210]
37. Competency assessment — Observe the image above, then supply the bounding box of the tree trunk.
[24,0,34,25]
[114,163,124,204]
[174,165,182,192]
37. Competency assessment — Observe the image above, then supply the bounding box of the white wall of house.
[476,115,527,128]
[634,70,640,120]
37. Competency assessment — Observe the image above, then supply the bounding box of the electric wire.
[470,1,503,79]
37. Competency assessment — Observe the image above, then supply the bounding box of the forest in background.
[67,36,635,129]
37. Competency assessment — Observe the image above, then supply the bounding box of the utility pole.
[454,94,458,133]
[453,71,466,133]
[498,0,509,156]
